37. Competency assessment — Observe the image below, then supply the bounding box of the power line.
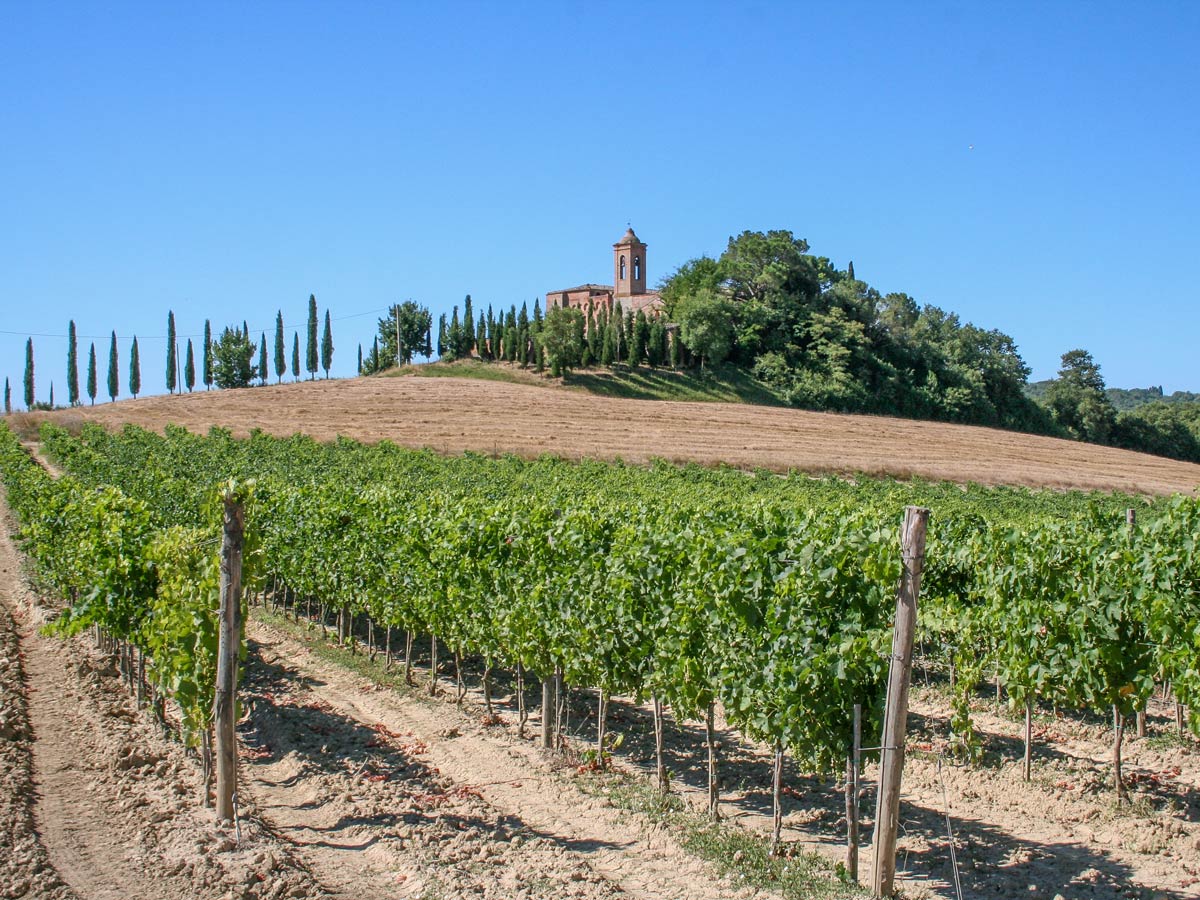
[0,306,392,343]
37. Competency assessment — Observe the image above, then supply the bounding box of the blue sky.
[2,2,1197,403]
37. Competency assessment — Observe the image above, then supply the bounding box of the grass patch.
[254,607,867,898]
[378,358,789,406]
[581,773,869,900]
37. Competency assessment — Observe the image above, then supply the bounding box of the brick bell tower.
[613,226,647,297]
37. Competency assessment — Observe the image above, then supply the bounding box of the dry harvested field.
[30,373,1200,495]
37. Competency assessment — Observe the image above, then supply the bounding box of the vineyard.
[2,418,1200,898]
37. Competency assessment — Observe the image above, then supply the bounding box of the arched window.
[634,256,641,281]
[620,255,626,279]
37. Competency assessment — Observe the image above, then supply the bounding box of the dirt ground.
[22,373,1200,496]
[239,603,1200,900]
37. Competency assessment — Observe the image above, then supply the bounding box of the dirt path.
[243,618,766,900]
[0,490,324,900]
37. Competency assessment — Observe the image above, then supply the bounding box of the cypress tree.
[49,383,54,408]
[129,337,141,399]
[357,343,363,375]
[243,320,249,340]
[166,311,177,393]
[847,260,855,281]
[292,333,300,382]
[67,320,79,406]
[518,303,530,365]
[372,336,380,373]
[306,295,319,379]
[533,299,543,327]
[448,306,461,359]
[274,311,286,383]
[486,305,496,354]
[615,303,626,363]
[184,339,195,392]
[669,329,681,369]
[107,332,119,402]
[321,309,334,378]
[3,377,9,414]
[437,314,447,357]
[463,295,475,354]
[203,320,213,390]
[23,338,34,409]
[86,343,97,405]
[259,332,268,385]
[648,318,665,367]
[586,305,598,361]
[535,342,545,372]
[424,325,432,359]
[631,310,649,368]
[600,323,614,367]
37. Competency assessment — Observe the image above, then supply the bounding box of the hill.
[21,373,1200,496]
[1026,380,1200,411]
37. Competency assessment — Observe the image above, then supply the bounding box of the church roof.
[614,227,644,246]
[546,283,614,295]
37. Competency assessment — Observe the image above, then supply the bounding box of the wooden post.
[846,703,862,882]
[541,674,554,749]
[1023,698,1034,781]
[870,505,929,898]
[213,492,244,823]
[706,700,720,821]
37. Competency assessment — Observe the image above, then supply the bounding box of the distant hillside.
[1026,381,1200,412]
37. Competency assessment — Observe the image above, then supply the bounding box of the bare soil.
[23,373,1200,495]
[251,610,1200,900]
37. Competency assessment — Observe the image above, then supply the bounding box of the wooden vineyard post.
[214,490,244,823]
[870,505,929,898]
[846,702,862,882]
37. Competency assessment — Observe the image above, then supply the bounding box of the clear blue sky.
[2,2,1197,404]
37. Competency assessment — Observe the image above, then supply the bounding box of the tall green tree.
[107,332,119,402]
[166,310,177,393]
[357,343,363,374]
[129,337,141,399]
[306,294,319,379]
[1045,349,1117,443]
[437,314,447,357]
[447,306,462,360]
[321,310,334,377]
[477,313,488,359]
[48,383,54,408]
[67,320,79,406]
[274,311,286,383]
[212,326,257,388]
[203,320,214,390]
[292,332,300,382]
[259,333,269,385]
[676,288,735,369]
[3,378,9,414]
[537,307,585,377]
[463,295,475,353]
[184,339,195,392]
[23,338,34,410]
[86,343,97,405]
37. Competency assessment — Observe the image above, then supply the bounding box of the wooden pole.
[870,505,929,898]
[847,703,862,882]
[541,675,554,749]
[213,492,244,823]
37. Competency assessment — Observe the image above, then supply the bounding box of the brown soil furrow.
[25,374,1200,495]
[245,620,754,900]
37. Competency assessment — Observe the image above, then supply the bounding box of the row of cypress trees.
[5,296,334,413]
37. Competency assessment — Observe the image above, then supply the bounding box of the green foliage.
[306,294,319,378]
[321,310,334,378]
[1044,349,1117,443]
[274,311,286,382]
[538,306,584,376]
[291,332,300,383]
[676,288,735,368]
[370,301,433,371]
[211,326,258,389]
[23,338,34,410]
[67,321,79,406]
[128,337,141,399]
[184,339,195,393]
[106,332,119,402]
[86,343,97,405]
[258,332,268,386]
[202,320,213,390]
[166,312,176,394]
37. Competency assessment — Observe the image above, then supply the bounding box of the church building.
[546,228,665,319]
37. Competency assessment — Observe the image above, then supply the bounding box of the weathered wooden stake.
[1113,705,1128,803]
[652,694,667,794]
[771,742,784,854]
[1023,698,1034,782]
[870,505,929,898]
[541,675,554,749]
[213,492,244,823]
[705,700,720,821]
[846,703,861,882]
